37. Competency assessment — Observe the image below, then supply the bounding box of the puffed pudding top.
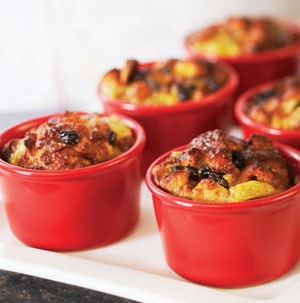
[246,77,300,130]
[100,59,228,105]
[1,112,135,170]
[188,17,298,57]
[152,130,292,202]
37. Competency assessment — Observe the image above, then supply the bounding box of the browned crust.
[152,130,290,202]
[1,112,135,170]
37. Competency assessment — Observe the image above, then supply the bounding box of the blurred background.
[1,0,300,118]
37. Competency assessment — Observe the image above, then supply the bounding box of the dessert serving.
[152,129,292,202]
[184,16,300,94]
[187,17,298,57]
[235,76,300,150]
[100,59,228,105]
[0,112,145,251]
[146,130,300,287]
[1,111,135,170]
[246,77,300,130]
[99,59,238,174]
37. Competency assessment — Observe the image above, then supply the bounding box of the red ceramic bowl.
[0,113,145,251]
[98,61,238,175]
[184,23,300,96]
[146,144,300,287]
[235,78,300,150]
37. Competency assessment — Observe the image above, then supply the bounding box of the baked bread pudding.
[188,17,298,57]
[247,77,300,130]
[1,112,135,170]
[100,59,228,105]
[152,129,293,202]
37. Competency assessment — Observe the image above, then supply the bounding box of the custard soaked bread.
[247,77,300,130]
[1,112,135,170]
[100,59,228,105]
[188,17,298,57]
[152,130,292,202]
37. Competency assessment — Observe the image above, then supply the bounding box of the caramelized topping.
[1,112,135,170]
[152,130,292,202]
[101,59,228,105]
[247,77,300,130]
[189,17,298,57]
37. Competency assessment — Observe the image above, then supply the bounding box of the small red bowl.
[146,143,300,287]
[0,113,145,251]
[234,78,300,150]
[98,61,238,174]
[184,23,300,95]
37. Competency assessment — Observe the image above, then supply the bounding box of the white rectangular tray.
[1,104,300,302]
[1,182,300,303]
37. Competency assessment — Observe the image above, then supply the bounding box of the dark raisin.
[106,130,117,146]
[132,68,149,81]
[24,137,35,150]
[186,165,200,182]
[216,177,229,189]
[209,172,229,189]
[253,89,275,105]
[231,150,245,170]
[175,84,190,102]
[146,78,160,91]
[60,130,80,145]
[172,165,185,172]
[186,84,197,99]
[198,165,211,178]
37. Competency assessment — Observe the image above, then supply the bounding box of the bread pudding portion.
[152,130,291,202]
[247,77,300,130]
[188,17,298,57]
[100,59,228,105]
[1,112,135,170]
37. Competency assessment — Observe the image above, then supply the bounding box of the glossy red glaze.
[0,113,145,251]
[184,23,300,95]
[235,78,300,150]
[146,144,300,287]
[98,62,238,175]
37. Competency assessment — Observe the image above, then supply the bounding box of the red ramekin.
[184,23,300,96]
[146,143,300,287]
[0,113,145,251]
[234,78,300,150]
[98,61,238,175]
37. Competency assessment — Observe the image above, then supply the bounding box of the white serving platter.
[1,103,300,303]
[1,182,300,303]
